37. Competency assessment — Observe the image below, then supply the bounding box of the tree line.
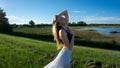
[11,21,87,28]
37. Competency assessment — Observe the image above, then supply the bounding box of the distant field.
[0,33,120,68]
[11,26,120,50]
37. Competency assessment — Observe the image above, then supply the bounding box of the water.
[78,27,120,36]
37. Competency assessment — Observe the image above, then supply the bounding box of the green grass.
[0,34,120,68]
[13,26,52,36]
[12,26,120,50]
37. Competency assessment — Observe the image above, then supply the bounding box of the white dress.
[44,47,72,68]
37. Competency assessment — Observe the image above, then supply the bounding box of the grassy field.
[0,33,120,68]
[11,26,120,50]
[0,26,120,68]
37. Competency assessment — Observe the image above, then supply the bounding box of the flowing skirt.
[44,47,72,68]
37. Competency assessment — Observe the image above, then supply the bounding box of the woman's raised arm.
[58,10,69,22]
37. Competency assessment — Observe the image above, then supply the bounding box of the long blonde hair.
[52,15,63,50]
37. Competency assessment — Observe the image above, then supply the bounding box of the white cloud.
[6,15,51,24]
[7,15,29,24]
[70,15,120,24]
[72,10,87,13]
[85,16,120,21]
[7,15,120,24]
[84,16,120,24]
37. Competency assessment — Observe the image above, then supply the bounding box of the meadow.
[0,26,120,68]
[12,26,120,50]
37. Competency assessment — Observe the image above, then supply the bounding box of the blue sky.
[0,0,120,24]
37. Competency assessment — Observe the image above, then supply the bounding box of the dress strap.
[62,27,70,33]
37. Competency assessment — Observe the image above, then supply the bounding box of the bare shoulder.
[59,29,66,37]
[59,29,65,35]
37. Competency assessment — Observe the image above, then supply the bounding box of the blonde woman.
[44,10,74,68]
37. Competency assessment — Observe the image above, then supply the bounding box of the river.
[78,27,120,36]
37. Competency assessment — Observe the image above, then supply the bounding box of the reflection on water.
[79,27,120,36]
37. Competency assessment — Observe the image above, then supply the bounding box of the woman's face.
[57,16,67,25]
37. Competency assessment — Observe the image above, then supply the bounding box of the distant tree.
[11,23,18,28]
[68,22,72,26]
[23,24,30,27]
[71,22,77,26]
[29,20,35,27]
[77,21,87,26]
[0,8,11,33]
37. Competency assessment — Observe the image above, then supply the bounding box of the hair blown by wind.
[52,16,63,50]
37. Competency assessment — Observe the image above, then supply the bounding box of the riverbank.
[9,26,120,51]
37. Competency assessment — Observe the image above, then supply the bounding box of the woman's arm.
[70,34,74,48]
[58,10,69,22]
[59,29,72,50]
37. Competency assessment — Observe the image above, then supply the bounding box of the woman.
[44,10,74,68]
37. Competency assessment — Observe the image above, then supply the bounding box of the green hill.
[0,34,120,68]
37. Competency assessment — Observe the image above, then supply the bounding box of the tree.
[29,20,35,27]
[71,22,77,26]
[77,21,87,26]
[0,8,11,33]
[68,22,72,26]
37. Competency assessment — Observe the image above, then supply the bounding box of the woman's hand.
[58,10,68,15]
[58,10,69,23]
